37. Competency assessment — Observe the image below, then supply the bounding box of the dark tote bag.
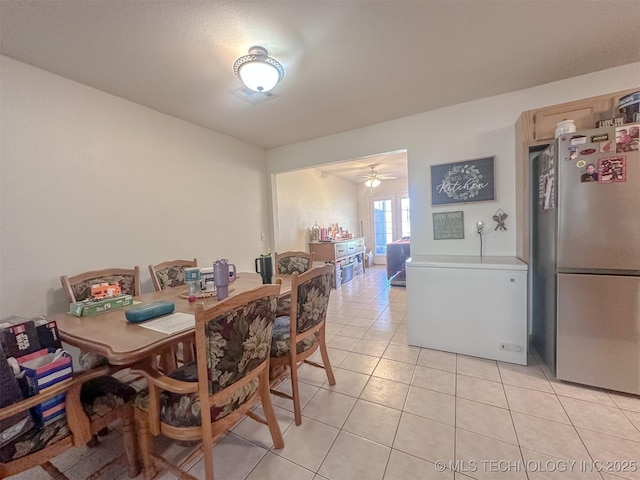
[0,345,35,448]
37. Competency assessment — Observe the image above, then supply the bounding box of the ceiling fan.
[362,164,396,188]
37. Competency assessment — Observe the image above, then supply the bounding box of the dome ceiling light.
[233,46,285,93]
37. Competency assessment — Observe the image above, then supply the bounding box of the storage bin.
[18,348,73,425]
[341,263,354,283]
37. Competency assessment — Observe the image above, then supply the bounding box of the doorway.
[369,192,410,264]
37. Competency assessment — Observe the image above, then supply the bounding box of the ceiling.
[315,150,408,184]
[2,1,639,183]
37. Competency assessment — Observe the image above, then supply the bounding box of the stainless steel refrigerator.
[531,124,640,395]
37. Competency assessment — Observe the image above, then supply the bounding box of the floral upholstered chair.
[275,251,314,276]
[148,258,197,291]
[270,264,335,425]
[274,252,315,317]
[0,344,140,479]
[149,259,199,365]
[60,267,141,370]
[131,284,284,480]
[60,267,141,303]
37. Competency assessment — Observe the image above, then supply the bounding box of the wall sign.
[431,156,495,205]
[433,211,464,240]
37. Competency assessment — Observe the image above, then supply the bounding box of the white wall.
[274,168,358,252]
[0,56,270,317]
[267,63,640,259]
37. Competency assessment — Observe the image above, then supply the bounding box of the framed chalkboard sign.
[433,211,464,240]
[431,156,495,205]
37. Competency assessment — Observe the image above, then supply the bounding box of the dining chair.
[273,251,315,320]
[148,258,198,365]
[270,264,335,425]
[60,266,141,305]
[148,258,198,292]
[0,345,140,479]
[131,284,284,480]
[59,266,147,443]
[60,266,144,369]
[274,251,314,275]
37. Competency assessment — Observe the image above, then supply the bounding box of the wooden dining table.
[49,273,291,367]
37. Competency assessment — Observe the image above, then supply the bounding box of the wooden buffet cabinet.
[309,237,365,287]
[515,86,639,263]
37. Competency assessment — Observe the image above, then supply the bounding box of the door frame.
[368,191,409,265]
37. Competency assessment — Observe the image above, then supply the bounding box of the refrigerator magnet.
[579,148,596,156]
[599,140,615,153]
[568,146,578,161]
[597,155,626,184]
[576,160,586,168]
[580,163,597,182]
[570,136,587,146]
[615,124,639,153]
[591,133,609,143]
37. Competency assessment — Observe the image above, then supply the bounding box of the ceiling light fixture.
[233,46,285,93]
[365,177,381,188]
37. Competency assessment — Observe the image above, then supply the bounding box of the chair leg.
[159,347,177,373]
[258,368,284,449]
[121,403,141,477]
[202,426,215,480]
[290,357,302,426]
[181,341,195,364]
[134,408,157,480]
[318,326,336,385]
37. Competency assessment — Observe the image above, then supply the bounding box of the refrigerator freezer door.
[557,273,640,395]
[557,138,640,272]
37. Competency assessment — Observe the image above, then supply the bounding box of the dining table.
[49,273,291,368]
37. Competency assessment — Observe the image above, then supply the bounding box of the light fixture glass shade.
[233,46,284,93]
[365,177,381,188]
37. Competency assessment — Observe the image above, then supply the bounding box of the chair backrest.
[149,258,198,291]
[193,285,280,419]
[60,267,141,303]
[194,284,279,394]
[275,251,314,275]
[289,264,333,337]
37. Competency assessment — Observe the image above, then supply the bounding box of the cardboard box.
[0,319,41,358]
[0,316,63,357]
[18,349,73,425]
[70,294,133,317]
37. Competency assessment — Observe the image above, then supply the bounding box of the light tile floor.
[10,266,640,480]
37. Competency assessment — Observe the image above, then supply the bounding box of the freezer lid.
[557,126,640,271]
[406,255,527,271]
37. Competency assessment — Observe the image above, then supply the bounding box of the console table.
[309,238,365,287]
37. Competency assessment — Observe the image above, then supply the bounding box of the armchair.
[148,258,198,292]
[131,284,284,480]
[60,267,141,304]
[274,251,314,276]
[0,344,139,479]
[148,258,198,366]
[270,264,335,425]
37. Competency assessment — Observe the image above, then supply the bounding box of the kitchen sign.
[431,156,495,205]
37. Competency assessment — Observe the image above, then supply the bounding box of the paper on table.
[137,312,195,335]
